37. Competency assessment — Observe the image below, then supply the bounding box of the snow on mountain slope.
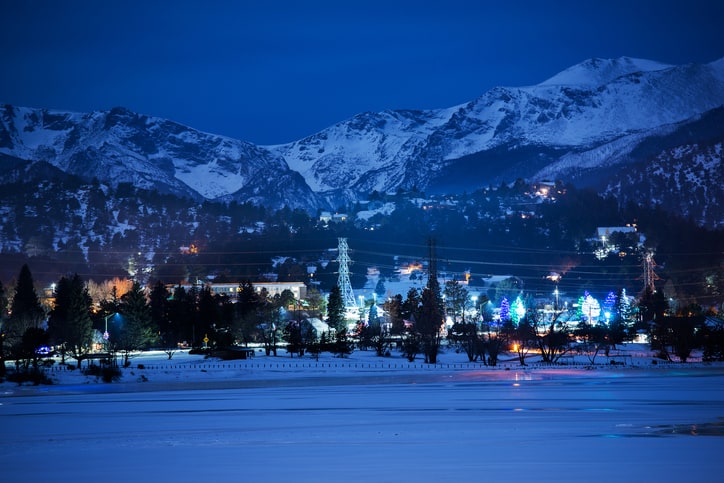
[268,107,459,192]
[0,105,316,208]
[603,140,724,227]
[1,56,723,218]
[539,57,672,87]
[270,57,724,195]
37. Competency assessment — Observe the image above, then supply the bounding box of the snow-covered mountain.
[1,56,723,224]
[272,56,724,200]
[0,106,320,210]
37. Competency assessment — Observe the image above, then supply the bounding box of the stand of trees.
[1,252,723,386]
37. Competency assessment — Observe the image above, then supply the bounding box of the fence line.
[42,357,693,374]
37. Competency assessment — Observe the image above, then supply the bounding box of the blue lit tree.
[499,297,510,322]
[603,291,617,324]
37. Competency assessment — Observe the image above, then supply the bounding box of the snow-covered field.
[2,348,723,482]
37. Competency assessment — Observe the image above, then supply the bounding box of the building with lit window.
[168,281,307,300]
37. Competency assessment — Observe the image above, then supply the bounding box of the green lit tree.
[510,296,525,325]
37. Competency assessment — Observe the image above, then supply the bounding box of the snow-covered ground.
[2,347,723,482]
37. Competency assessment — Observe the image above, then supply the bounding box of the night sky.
[2,0,723,145]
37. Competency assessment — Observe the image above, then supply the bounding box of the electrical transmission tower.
[641,251,661,293]
[336,237,357,308]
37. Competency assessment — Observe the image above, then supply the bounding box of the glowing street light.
[103,312,117,341]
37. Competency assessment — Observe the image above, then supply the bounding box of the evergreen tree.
[418,285,444,363]
[168,286,196,348]
[401,330,420,362]
[307,334,323,361]
[401,287,421,324]
[618,289,632,322]
[332,328,353,358]
[47,277,71,353]
[603,291,617,322]
[499,297,511,322]
[384,294,404,335]
[374,278,387,298]
[149,281,175,358]
[7,264,45,358]
[367,303,379,325]
[443,280,470,324]
[283,321,303,357]
[114,282,156,366]
[0,280,7,321]
[304,286,325,318]
[149,281,169,332]
[510,296,525,325]
[18,326,49,376]
[0,280,7,377]
[257,288,281,356]
[418,240,444,364]
[326,284,346,332]
[49,274,94,368]
[235,281,260,344]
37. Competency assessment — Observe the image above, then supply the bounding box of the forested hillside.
[0,175,721,306]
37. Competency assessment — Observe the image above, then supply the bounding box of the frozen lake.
[2,365,723,482]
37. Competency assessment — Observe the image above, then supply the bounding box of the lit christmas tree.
[603,291,617,323]
[616,288,632,323]
[581,292,601,323]
[500,297,510,322]
[511,296,525,324]
[576,294,585,320]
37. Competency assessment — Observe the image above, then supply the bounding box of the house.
[596,225,638,243]
[169,281,307,300]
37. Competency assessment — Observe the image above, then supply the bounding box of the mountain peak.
[538,56,672,88]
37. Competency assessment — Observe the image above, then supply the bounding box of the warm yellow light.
[512,343,518,352]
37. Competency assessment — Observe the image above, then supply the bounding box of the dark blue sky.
[2,0,723,145]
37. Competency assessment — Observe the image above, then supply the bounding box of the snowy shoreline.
[5,346,724,397]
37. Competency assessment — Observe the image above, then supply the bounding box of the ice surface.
[1,350,723,482]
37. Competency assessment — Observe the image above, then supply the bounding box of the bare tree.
[533,311,571,364]
[503,319,536,366]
